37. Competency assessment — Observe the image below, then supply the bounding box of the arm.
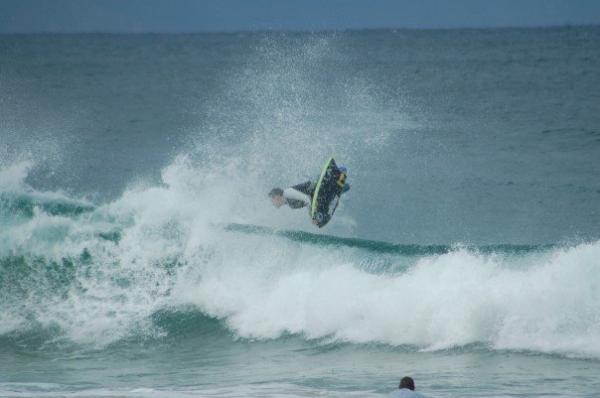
[283,187,312,207]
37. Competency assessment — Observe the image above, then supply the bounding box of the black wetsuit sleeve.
[291,181,314,196]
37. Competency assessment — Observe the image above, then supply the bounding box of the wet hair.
[399,377,415,391]
[269,188,284,198]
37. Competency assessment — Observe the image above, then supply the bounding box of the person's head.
[269,188,285,207]
[399,377,415,391]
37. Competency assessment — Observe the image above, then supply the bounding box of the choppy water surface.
[1,27,600,397]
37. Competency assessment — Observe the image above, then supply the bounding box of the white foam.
[2,150,600,360]
[2,154,600,358]
[178,239,600,358]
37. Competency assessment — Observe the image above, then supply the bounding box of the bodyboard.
[310,157,347,228]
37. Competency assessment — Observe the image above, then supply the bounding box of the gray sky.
[1,0,599,33]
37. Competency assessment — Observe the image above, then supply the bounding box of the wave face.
[1,159,600,360]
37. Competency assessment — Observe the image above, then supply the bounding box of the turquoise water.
[1,28,600,397]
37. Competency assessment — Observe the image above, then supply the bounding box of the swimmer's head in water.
[399,377,415,391]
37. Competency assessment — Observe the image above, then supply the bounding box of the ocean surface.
[1,27,600,397]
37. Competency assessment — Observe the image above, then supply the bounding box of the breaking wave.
[1,158,599,360]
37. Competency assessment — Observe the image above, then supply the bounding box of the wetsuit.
[283,180,350,209]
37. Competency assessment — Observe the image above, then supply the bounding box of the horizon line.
[1,23,599,35]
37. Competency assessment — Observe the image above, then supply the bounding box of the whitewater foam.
[1,155,600,358]
[173,241,599,358]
